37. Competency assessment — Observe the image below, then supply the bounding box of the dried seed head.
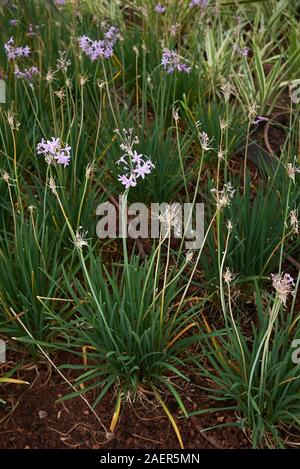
[97,79,105,90]
[7,111,20,130]
[217,147,225,160]
[56,50,71,72]
[158,203,181,235]
[55,89,65,101]
[132,45,139,55]
[86,161,96,179]
[226,219,233,231]
[271,272,295,306]
[79,74,89,86]
[173,107,180,122]
[1,169,10,184]
[220,118,231,131]
[211,182,236,210]
[46,69,55,83]
[65,77,72,88]
[199,131,213,151]
[220,81,233,102]
[48,177,57,194]
[27,205,36,213]
[223,267,235,284]
[290,209,299,235]
[73,227,89,249]
[186,249,195,263]
[248,102,257,120]
[169,23,180,37]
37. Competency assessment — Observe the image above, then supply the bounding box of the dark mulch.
[0,355,250,450]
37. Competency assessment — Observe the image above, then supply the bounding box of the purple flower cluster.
[161,49,191,74]
[234,45,249,57]
[189,0,208,7]
[78,26,119,61]
[155,3,166,13]
[36,137,71,167]
[115,129,154,189]
[118,154,154,188]
[14,64,39,82]
[4,37,30,60]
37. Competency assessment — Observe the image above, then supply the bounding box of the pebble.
[38,410,48,419]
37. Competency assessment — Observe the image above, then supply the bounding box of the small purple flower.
[118,174,137,189]
[161,49,191,74]
[134,160,154,179]
[155,3,166,14]
[189,0,208,7]
[4,37,31,60]
[78,36,90,52]
[104,26,119,44]
[177,63,191,73]
[9,19,19,26]
[14,65,39,82]
[241,47,249,57]
[234,45,250,57]
[36,137,71,167]
[17,45,30,57]
[132,151,143,164]
[56,150,71,167]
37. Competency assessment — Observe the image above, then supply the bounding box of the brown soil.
[0,354,250,450]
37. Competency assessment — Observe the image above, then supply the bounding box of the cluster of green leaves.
[193,279,300,448]
[51,250,200,411]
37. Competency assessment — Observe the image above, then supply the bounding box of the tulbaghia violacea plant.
[290,209,299,235]
[161,49,191,74]
[78,26,119,61]
[287,158,300,183]
[36,137,71,167]
[4,37,30,59]
[155,3,166,13]
[115,129,155,189]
